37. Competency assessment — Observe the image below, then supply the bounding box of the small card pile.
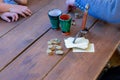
[47,38,64,55]
[64,37,95,52]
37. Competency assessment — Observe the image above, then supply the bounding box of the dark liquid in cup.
[60,14,71,20]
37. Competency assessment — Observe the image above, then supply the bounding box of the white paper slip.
[73,43,95,53]
[64,37,89,49]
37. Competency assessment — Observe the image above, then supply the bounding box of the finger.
[20,9,32,17]
[19,12,27,18]
[14,14,19,21]
[23,10,32,16]
[2,17,11,22]
[22,8,32,16]
[26,9,32,15]
[11,15,15,22]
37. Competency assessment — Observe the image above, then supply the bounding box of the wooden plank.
[85,22,120,80]
[0,0,67,71]
[0,0,52,37]
[43,22,120,80]
[0,29,68,80]
[0,16,96,80]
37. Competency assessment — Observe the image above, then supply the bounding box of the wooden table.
[0,0,120,80]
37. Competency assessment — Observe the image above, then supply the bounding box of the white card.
[73,43,95,53]
[64,37,89,49]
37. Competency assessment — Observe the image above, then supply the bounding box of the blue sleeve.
[4,0,17,4]
[75,0,120,23]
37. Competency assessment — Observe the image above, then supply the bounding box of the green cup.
[59,14,72,34]
[48,9,62,29]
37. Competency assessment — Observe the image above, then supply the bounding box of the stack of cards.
[47,38,64,55]
[64,37,95,53]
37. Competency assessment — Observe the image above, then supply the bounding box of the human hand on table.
[0,12,19,22]
[10,5,32,18]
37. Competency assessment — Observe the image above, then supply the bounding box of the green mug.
[59,14,72,34]
[48,9,62,29]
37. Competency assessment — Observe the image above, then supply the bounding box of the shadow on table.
[98,47,120,80]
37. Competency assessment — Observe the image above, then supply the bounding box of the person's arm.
[74,0,120,23]
[0,2,13,12]
[14,0,28,5]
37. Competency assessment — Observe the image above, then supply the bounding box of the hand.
[10,5,32,17]
[0,12,19,22]
[66,0,76,12]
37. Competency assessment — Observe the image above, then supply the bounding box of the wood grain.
[0,13,96,80]
[0,0,113,80]
[0,0,51,37]
[44,22,120,80]
[0,0,67,71]
[0,29,68,80]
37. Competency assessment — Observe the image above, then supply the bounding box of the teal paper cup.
[59,14,72,34]
[48,9,62,29]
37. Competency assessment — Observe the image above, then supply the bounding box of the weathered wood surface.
[44,22,120,80]
[0,0,51,37]
[0,12,96,80]
[0,0,119,80]
[0,3,96,80]
[0,0,67,71]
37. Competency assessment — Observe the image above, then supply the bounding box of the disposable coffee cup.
[48,9,62,29]
[59,14,72,35]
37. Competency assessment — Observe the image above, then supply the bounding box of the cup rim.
[59,14,71,21]
[48,8,62,17]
